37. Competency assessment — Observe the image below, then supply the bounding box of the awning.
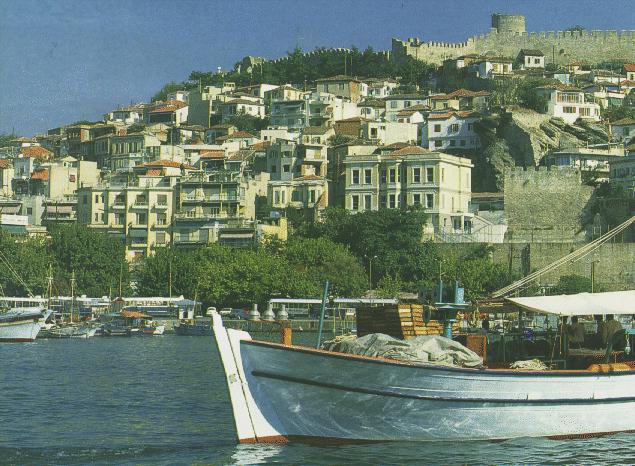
[120,310,152,319]
[506,291,635,316]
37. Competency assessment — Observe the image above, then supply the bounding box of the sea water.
[1,335,635,465]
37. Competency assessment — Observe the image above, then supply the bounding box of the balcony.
[112,202,126,209]
[130,202,149,209]
[154,203,169,210]
[174,212,233,221]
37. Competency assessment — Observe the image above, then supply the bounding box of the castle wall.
[503,167,594,243]
[393,14,635,66]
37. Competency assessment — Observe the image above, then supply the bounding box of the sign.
[0,214,28,226]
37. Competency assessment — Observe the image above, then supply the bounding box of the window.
[352,169,360,184]
[156,232,166,244]
[404,101,411,108]
[115,213,125,225]
[352,195,359,211]
[413,193,421,205]
[271,165,277,173]
[434,140,442,148]
[563,106,577,114]
[137,213,147,225]
[274,191,280,204]
[450,140,456,147]
[460,139,466,147]
[413,167,421,183]
[283,164,290,172]
[450,124,459,133]
[390,101,397,108]
[135,194,147,205]
[389,168,396,183]
[426,167,434,182]
[426,194,434,208]
[364,169,372,184]
[83,195,88,205]
[292,191,301,202]
[94,194,99,203]
[27,207,33,215]
[380,194,387,207]
[434,124,441,133]
[364,194,372,210]
[380,170,387,183]
[534,58,540,64]
[467,123,474,131]
[370,127,378,138]
[441,168,445,182]
[157,213,167,225]
[309,190,316,204]
[388,194,396,209]
[157,194,167,206]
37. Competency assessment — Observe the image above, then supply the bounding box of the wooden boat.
[212,291,635,443]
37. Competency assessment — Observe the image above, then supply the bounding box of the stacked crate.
[356,304,460,340]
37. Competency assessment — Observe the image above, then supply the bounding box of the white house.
[384,94,428,122]
[361,121,419,146]
[469,57,513,79]
[517,49,545,69]
[537,86,601,124]
[421,111,480,151]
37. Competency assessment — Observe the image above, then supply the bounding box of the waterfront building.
[342,145,473,235]
[609,155,635,197]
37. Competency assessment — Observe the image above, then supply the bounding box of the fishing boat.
[0,307,47,342]
[212,290,635,443]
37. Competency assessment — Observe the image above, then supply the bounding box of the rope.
[0,248,35,297]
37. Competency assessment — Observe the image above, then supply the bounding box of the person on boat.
[567,316,585,349]
[591,314,605,348]
[601,314,623,347]
[478,318,490,335]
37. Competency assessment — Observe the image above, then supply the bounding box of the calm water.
[2,334,635,465]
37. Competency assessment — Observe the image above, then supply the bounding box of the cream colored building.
[343,145,473,234]
[77,172,179,261]
[610,156,635,197]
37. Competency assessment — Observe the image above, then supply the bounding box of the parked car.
[219,307,232,316]
[206,306,217,316]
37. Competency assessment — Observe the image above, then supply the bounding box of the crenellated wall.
[392,14,635,66]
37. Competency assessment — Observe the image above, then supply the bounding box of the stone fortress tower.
[491,13,525,34]
[392,13,635,66]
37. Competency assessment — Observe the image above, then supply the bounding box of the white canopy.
[506,291,635,316]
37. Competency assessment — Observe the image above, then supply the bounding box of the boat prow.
[212,312,635,443]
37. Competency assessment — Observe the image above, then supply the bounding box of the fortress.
[392,13,635,66]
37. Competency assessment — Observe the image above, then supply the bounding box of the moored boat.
[212,290,635,443]
[0,307,46,342]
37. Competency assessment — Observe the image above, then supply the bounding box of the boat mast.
[70,270,76,323]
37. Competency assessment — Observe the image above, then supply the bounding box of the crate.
[356,304,460,340]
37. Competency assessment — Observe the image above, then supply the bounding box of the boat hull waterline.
[212,313,635,443]
[0,320,41,342]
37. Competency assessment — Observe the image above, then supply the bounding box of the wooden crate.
[356,304,460,340]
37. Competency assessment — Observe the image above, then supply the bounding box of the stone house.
[315,75,367,103]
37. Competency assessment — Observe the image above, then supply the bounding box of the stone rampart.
[503,167,594,243]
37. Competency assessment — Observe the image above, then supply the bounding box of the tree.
[0,232,52,296]
[555,274,592,294]
[228,113,270,133]
[279,237,367,297]
[49,224,129,297]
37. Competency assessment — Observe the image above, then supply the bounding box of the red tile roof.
[199,150,226,159]
[30,168,49,181]
[446,88,491,98]
[145,169,162,176]
[216,131,256,140]
[140,159,195,169]
[624,64,635,72]
[427,110,477,120]
[21,146,52,158]
[388,145,430,157]
[250,141,271,151]
[0,159,10,169]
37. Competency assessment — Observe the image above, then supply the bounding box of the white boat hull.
[0,321,41,342]
[212,313,635,443]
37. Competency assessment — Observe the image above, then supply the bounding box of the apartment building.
[343,145,473,234]
[77,169,181,261]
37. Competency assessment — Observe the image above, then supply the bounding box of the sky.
[1,0,633,136]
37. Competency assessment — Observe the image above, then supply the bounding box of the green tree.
[554,274,593,294]
[49,224,129,297]
[280,237,367,297]
[228,113,270,133]
[0,232,52,296]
